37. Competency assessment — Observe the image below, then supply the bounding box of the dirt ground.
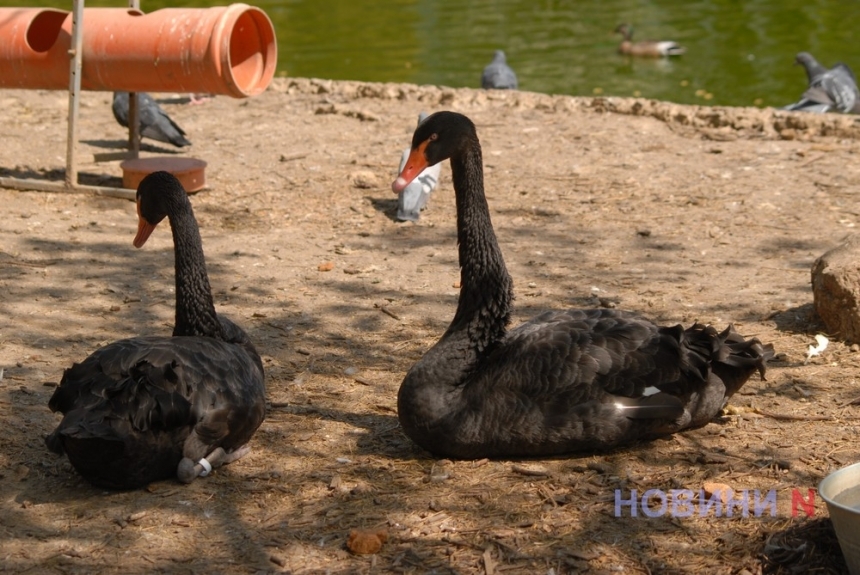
[3,78,860,574]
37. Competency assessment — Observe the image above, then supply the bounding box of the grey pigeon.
[397,112,441,222]
[112,92,192,147]
[783,52,860,114]
[481,50,518,90]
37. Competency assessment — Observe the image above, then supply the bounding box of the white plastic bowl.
[819,461,860,575]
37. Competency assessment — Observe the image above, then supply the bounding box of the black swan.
[391,111,773,459]
[396,112,441,222]
[481,50,518,90]
[112,92,192,148]
[614,24,686,58]
[46,171,265,489]
[782,52,860,114]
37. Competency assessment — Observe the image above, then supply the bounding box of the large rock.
[812,235,860,342]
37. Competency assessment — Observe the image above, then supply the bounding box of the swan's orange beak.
[133,201,156,248]
[392,140,430,194]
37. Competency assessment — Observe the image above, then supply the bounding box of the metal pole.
[65,0,85,189]
[128,93,140,157]
[128,0,140,157]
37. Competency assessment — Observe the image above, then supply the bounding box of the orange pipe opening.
[0,4,277,97]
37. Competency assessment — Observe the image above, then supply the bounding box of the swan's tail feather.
[706,324,774,398]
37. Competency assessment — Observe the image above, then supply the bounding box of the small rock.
[429,460,453,482]
[702,481,732,504]
[351,171,378,189]
[346,528,388,555]
[14,465,29,481]
[812,235,860,340]
[598,297,617,309]
[318,261,334,272]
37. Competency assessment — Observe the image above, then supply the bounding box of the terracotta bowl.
[120,157,207,192]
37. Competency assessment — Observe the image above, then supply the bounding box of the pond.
[12,0,860,108]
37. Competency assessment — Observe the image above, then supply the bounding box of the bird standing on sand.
[782,52,860,114]
[614,23,686,57]
[112,92,192,148]
[396,112,441,222]
[481,50,519,90]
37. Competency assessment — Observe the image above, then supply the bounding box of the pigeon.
[112,92,192,147]
[396,112,441,222]
[481,50,518,90]
[783,52,860,114]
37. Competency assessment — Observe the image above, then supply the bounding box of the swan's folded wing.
[496,308,688,404]
[50,335,263,432]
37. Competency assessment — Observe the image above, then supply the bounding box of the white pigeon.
[396,112,441,222]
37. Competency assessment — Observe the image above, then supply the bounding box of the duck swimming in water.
[614,24,686,58]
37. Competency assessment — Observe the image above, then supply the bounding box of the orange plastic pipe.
[0,4,277,98]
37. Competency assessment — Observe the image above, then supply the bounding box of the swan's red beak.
[392,140,430,194]
[133,201,156,248]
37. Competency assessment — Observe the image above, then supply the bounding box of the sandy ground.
[2,78,860,574]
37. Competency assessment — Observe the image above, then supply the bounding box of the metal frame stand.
[0,0,142,200]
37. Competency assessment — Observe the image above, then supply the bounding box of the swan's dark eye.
[429,133,438,141]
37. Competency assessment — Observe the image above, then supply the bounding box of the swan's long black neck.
[443,141,514,358]
[168,206,224,339]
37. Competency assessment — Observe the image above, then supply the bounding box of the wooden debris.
[269,554,287,567]
[482,546,495,575]
[279,152,308,162]
[511,463,550,477]
[753,408,832,422]
[379,306,400,320]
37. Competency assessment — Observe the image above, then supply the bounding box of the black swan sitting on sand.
[391,111,773,459]
[46,171,265,489]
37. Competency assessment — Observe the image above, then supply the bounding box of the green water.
[14,0,860,108]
